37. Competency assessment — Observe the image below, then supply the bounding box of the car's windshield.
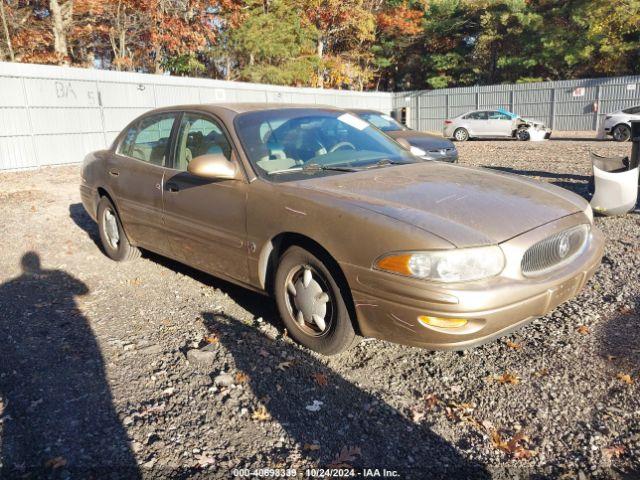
[356,112,406,132]
[234,109,416,181]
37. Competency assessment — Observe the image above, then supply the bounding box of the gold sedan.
[80,104,604,355]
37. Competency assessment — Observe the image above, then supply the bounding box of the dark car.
[350,109,458,162]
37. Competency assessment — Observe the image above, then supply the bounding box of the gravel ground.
[0,134,638,479]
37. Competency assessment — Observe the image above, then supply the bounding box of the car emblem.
[557,235,571,258]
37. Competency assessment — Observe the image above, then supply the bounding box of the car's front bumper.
[344,214,604,350]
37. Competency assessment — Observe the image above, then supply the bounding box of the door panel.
[464,111,489,136]
[108,156,169,252]
[162,112,249,283]
[108,113,178,254]
[486,111,513,136]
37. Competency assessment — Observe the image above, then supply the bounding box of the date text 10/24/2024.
[232,468,401,478]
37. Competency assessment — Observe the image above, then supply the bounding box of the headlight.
[374,246,505,283]
[583,203,594,223]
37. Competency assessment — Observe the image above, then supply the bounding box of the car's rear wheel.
[97,196,140,262]
[274,246,358,355]
[612,124,631,142]
[453,128,469,142]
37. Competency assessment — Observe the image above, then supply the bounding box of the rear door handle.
[109,169,119,177]
[166,182,180,193]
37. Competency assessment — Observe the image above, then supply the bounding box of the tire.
[612,124,631,142]
[274,246,358,355]
[97,196,140,262]
[453,128,469,142]
[516,128,530,141]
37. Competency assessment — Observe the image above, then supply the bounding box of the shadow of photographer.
[0,252,139,478]
[202,311,488,479]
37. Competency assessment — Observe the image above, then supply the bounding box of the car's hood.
[292,163,586,247]
[386,130,454,150]
[519,117,547,128]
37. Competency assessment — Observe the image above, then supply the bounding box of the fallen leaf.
[424,394,439,410]
[504,340,522,350]
[251,405,271,421]
[576,325,591,334]
[495,372,520,385]
[44,457,67,470]
[411,409,425,423]
[603,444,625,459]
[258,348,270,358]
[618,306,635,315]
[481,420,494,433]
[490,429,535,458]
[303,443,321,451]
[312,372,328,386]
[534,368,549,377]
[235,372,248,384]
[277,361,293,371]
[617,373,633,385]
[204,335,219,344]
[195,453,215,467]
[327,446,361,468]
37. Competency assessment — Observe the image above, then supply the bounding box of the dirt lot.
[0,135,638,479]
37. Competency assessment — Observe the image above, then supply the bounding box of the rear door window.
[118,113,177,166]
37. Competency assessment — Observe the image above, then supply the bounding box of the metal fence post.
[445,93,449,120]
[594,85,601,131]
[550,88,556,130]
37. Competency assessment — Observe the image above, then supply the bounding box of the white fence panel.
[0,62,393,170]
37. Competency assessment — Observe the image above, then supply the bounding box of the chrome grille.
[521,224,590,276]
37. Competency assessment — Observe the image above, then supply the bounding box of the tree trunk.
[316,38,324,88]
[49,0,73,64]
[0,0,15,61]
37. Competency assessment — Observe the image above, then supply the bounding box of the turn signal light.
[444,120,453,124]
[418,315,468,328]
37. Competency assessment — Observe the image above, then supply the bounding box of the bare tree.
[49,0,73,64]
[0,0,14,61]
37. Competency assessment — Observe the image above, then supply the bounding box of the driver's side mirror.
[187,153,241,180]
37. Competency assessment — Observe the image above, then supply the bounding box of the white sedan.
[443,109,552,141]
[599,105,640,142]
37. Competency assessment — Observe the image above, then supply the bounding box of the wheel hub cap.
[104,209,120,249]
[288,268,329,331]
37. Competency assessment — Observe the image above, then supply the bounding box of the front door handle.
[166,182,180,193]
[109,169,120,177]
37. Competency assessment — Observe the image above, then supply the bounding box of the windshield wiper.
[364,158,406,169]
[268,163,357,175]
[301,162,358,172]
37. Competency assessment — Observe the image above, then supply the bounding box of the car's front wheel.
[97,196,140,262]
[453,128,469,142]
[274,246,358,355]
[516,127,530,141]
[612,124,631,142]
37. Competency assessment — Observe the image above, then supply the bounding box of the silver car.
[600,105,640,142]
[443,109,552,141]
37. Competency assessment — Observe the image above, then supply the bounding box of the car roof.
[149,103,344,116]
[348,108,384,115]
